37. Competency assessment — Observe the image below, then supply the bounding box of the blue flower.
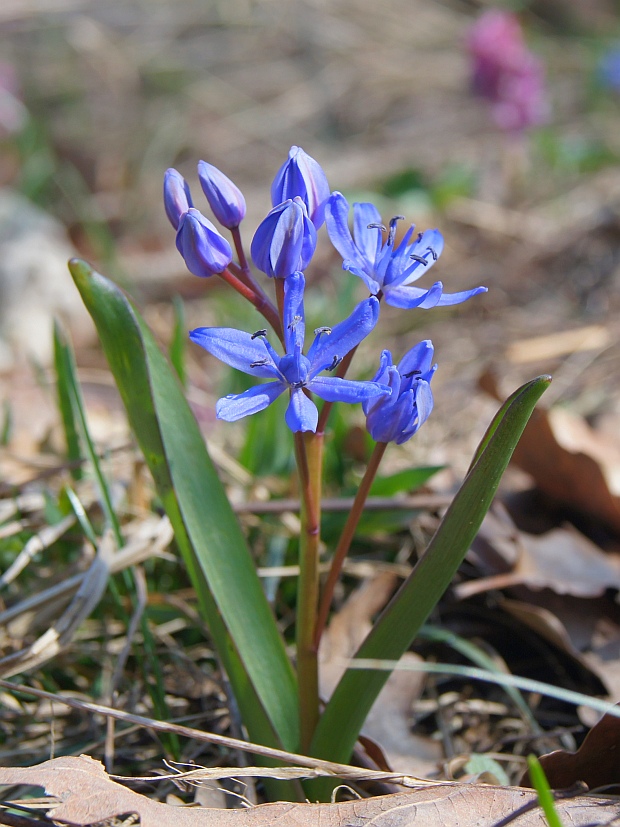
[176,208,233,277]
[197,160,246,229]
[363,342,436,444]
[164,168,193,230]
[251,197,317,279]
[190,271,389,432]
[326,192,487,309]
[271,146,330,229]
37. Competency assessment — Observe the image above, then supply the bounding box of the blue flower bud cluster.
[165,147,487,437]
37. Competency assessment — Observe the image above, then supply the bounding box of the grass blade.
[53,320,83,480]
[53,320,122,545]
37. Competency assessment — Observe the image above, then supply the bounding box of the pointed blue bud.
[176,208,233,278]
[250,197,317,279]
[164,168,193,230]
[271,146,330,229]
[197,160,246,229]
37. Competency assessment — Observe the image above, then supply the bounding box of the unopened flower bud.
[251,197,317,279]
[163,168,193,230]
[197,160,246,229]
[271,146,330,229]
[176,208,233,278]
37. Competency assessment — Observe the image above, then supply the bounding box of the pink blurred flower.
[467,10,549,135]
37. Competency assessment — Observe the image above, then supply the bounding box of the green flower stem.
[219,266,282,342]
[295,429,323,751]
[314,440,387,648]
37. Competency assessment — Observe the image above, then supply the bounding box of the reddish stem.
[314,440,388,648]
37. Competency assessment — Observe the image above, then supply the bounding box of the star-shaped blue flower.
[190,271,390,432]
[326,192,487,309]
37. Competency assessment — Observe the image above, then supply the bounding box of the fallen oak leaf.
[1,755,618,827]
[510,406,620,534]
[520,705,620,790]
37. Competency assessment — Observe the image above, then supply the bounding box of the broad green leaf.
[310,375,550,784]
[68,259,299,754]
[169,295,187,387]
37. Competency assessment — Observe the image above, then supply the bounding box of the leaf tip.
[68,258,94,283]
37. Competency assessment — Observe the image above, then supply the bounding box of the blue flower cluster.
[164,147,487,440]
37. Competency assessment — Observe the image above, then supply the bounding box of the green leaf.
[527,755,565,827]
[169,295,187,387]
[68,259,299,754]
[310,375,550,782]
[53,320,83,480]
[53,320,122,545]
[369,465,444,497]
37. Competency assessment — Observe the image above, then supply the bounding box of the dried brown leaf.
[1,755,618,827]
[521,705,620,790]
[511,406,620,534]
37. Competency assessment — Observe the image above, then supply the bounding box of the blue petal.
[251,199,316,278]
[362,352,394,416]
[189,327,281,378]
[352,202,383,268]
[397,340,434,378]
[342,261,381,295]
[271,147,330,228]
[285,388,318,432]
[397,381,434,444]
[197,160,246,229]
[325,192,363,267]
[176,209,233,277]
[433,286,488,306]
[283,271,306,354]
[216,382,285,422]
[164,168,193,230]
[391,229,445,288]
[383,281,444,310]
[309,376,390,403]
[307,296,380,375]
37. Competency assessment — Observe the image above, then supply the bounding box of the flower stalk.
[295,429,323,750]
[218,267,282,340]
[314,439,387,648]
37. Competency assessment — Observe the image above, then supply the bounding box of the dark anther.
[410,254,428,265]
[328,355,342,371]
[288,315,302,329]
[314,326,332,336]
[250,358,269,368]
[427,246,438,261]
[367,222,387,232]
[291,381,305,389]
[404,369,422,378]
[385,215,405,247]
[387,215,405,246]
[251,329,268,339]
[416,232,423,243]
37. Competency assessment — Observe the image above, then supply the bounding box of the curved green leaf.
[310,375,551,778]
[68,259,299,753]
